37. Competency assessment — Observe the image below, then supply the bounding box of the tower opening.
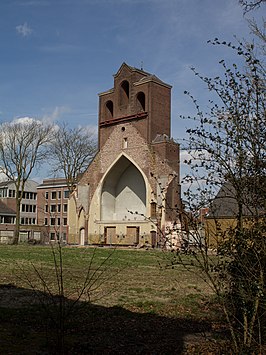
[120,80,130,108]
[105,100,113,119]
[136,92,145,112]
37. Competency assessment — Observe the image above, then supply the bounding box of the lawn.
[0,245,227,354]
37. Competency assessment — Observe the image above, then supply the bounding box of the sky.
[0,0,264,180]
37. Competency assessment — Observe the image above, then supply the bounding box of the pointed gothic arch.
[101,155,147,221]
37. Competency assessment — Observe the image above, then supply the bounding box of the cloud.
[10,106,70,127]
[12,116,40,125]
[42,106,71,123]
[16,22,33,37]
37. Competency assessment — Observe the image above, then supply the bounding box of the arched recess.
[105,100,113,120]
[120,80,129,108]
[136,91,145,112]
[101,155,146,221]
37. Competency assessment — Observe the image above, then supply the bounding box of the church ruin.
[68,63,181,247]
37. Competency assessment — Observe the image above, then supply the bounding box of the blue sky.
[0,0,264,180]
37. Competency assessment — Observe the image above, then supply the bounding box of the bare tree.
[239,0,266,13]
[0,120,53,244]
[49,123,97,193]
[175,20,266,353]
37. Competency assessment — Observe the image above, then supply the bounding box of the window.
[63,218,67,226]
[123,137,128,149]
[50,232,55,241]
[50,218,55,226]
[57,204,61,213]
[50,205,56,213]
[32,218,36,224]
[62,233,67,241]
[21,204,25,212]
[64,190,69,199]
[45,218,48,226]
[0,188,7,198]
[8,190,15,198]
[33,205,36,213]
[21,218,25,224]
[25,205,32,212]
[45,204,48,213]
[58,191,61,199]
[63,204,68,213]
[51,191,56,199]
[57,218,61,226]
[23,192,30,199]
[1,216,15,224]
[45,192,49,199]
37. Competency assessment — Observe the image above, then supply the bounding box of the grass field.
[0,245,227,354]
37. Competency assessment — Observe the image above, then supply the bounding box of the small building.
[68,63,182,246]
[37,178,69,242]
[205,181,264,247]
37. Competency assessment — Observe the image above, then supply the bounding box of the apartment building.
[0,180,41,242]
[37,178,69,242]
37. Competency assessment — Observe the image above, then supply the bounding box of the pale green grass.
[0,244,215,318]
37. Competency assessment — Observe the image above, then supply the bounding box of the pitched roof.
[115,62,172,88]
[207,181,265,218]
[0,201,16,216]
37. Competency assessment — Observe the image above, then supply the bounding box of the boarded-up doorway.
[104,227,116,244]
[80,228,85,246]
[127,226,140,245]
[151,231,157,248]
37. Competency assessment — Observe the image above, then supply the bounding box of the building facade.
[37,178,69,242]
[0,180,41,243]
[68,63,181,246]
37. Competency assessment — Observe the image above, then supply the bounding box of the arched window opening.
[123,137,128,149]
[120,80,130,108]
[136,92,145,112]
[105,100,113,120]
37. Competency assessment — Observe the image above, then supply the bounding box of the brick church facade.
[68,63,181,246]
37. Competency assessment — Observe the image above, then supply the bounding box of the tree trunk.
[12,195,21,245]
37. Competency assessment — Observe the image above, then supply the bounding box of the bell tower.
[98,63,172,149]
